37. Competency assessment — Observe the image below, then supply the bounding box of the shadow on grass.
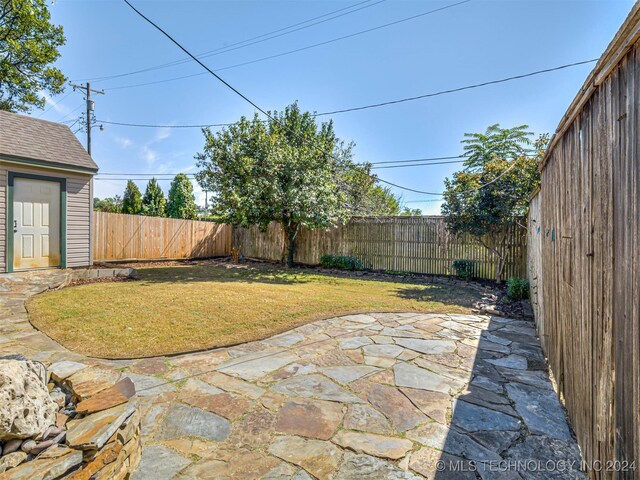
[394,286,480,309]
[136,265,310,285]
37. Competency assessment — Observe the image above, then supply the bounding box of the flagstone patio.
[0,270,586,479]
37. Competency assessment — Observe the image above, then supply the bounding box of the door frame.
[7,172,66,273]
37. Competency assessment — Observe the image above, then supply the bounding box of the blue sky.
[34,0,634,214]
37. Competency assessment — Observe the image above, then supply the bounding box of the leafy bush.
[320,255,363,271]
[507,277,530,300]
[452,259,476,280]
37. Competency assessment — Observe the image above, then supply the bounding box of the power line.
[95,159,461,179]
[38,91,74,117]
[79,0,383,83]
[96,58,598,128]
[95,156,467,177]
[98,119,231,128]
[373,159,464,169]
[371,155,465,165]
[121,0,522,199]
[103,0,471,91]
[56,104,84,122]
[314,59,598,116]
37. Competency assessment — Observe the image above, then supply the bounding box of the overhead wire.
[94,58,598,128]
[56,104,84,122]
[120,0,535,198]
[102,0,472,90]
[38,91,74,117]
[78,0,384,83]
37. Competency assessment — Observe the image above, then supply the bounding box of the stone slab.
[76,377,136,414]
[269,436,342,480]
[156,402,231,442]
[333,431,412,460]
[276,398,344,440]
[506,383,572,441]
[319,365,380,385]
[272,374,363,403]
[216,349,299,381]
[368,384,428,432]
[393,362,462,395]
[394,338,456,354]
[66,402,136,450]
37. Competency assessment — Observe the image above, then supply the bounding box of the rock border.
[69,267,137,282]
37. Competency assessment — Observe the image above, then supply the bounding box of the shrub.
[507,277,530,300]
[452,259,476,280]
[320,255,363,271]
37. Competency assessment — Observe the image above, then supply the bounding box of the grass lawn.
[27,265,482,358]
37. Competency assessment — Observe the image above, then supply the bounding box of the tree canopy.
[442,125,546,282]
[122,180,143,215]
[196,102,377,266]
[400,207,423,216]
[93,196,122,213]
[142,178,166,217]
[167,173,197,219]
[0,0,66,112]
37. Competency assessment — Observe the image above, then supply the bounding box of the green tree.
[0,0,66,112]
[400,207,422,216]
[357,184,400,216]
[142,178,166,217]
[441,126,546,283]
[167,173,197,220]
[122,180,143,215]
[93,196,122,213]
[461,123,532,171]
[196,102,359,267]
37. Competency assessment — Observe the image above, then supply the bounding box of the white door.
[13,178,61,270]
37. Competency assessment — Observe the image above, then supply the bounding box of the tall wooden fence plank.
[233,216,527,280]
[528,7,640,476]
[93,212,232,261]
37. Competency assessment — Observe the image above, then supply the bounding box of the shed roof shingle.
[0,110,98,172]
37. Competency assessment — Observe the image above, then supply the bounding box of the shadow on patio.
[425,315,586,479]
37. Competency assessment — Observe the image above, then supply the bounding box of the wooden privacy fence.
[528,5,640,478]
[93,212,232,262]
[233,216,527,280]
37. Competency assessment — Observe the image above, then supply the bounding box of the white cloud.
[141,145,157,166]
[154,127,171,142]
[114,136,132,149]
[42,92,71,115]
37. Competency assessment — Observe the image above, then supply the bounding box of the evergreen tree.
[167,174,197,219]
[122,180,143,215]
[142,178,166,217]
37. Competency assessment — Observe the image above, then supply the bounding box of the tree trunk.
[282,222,299,268]
[495,255,507,284]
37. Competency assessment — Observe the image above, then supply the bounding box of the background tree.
[197,102,362,267]
[167,173,197,219]
[461,123,532,171]
[142,178,166,217]
[400,206,423,216]
[0,0,66,112]
[93,196,122,213]
[336,162,401,217]
[441,125,546,283]
[122,180,143,215]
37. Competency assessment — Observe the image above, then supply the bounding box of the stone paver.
[0,270,585,479]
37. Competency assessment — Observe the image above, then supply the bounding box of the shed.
[0,110,98,272]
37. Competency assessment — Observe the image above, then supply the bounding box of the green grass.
[27,265,481,358]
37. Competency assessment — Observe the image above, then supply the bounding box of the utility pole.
[69,82,104,156]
